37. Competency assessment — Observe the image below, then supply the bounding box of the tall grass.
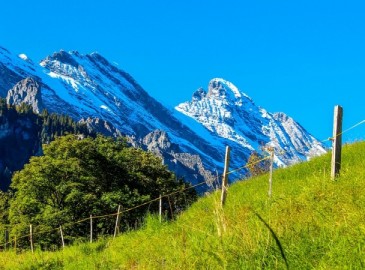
[1,142,365,269]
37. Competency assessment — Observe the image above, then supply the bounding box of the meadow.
[1,142,365,269]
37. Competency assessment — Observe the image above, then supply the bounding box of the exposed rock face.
[176,78,326,167]
[138,130,215,191]
[192,88,206,101]
[79,117,122,138]
[0,47,327,192]
[0,102,95,191]
[0,46,220,191]
[6,77,44,113]
[0,108,42,190]
[143,130,176,152]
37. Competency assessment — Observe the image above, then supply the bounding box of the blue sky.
[1,0,365,144]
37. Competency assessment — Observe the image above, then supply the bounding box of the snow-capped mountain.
[0,46,326,191]
[176,78,326,166]
[0,47,220,189]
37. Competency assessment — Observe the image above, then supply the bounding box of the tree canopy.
[246,151,270,177]
[0,99,94,191]
[8,135,196,249]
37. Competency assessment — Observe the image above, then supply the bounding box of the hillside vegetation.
[0,99,94,190]
[0,134,196,251]
[1,142,365,269]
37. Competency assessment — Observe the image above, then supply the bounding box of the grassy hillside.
[1,142,365,269]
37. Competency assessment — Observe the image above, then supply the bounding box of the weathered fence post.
[114,205,122,238]
[90,215,93,243]
[59,226,65,249]
[167,195,174,219]
[221,146,231,207]
[29,224,34,253]
[268,148,274,197]
[331,105,343,180]
[159,194,162,223]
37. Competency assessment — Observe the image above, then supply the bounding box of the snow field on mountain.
[0,46,327,186]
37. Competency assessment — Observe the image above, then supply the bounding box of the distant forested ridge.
[0,98,94,190]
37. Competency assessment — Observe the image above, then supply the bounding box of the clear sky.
[1,0,365,144]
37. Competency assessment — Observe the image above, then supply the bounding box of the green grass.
[1,142,365,269]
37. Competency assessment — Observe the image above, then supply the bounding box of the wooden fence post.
[221,146,231,207]
[159,194,162,223]
[29,224,34,253]
[167,195,174,220]
[268,148,274,197]
[59,226,65,249]
[331,105,343,180]
[114,205,122,238]
[90,215,93,243]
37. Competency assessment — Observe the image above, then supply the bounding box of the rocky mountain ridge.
[6,77,44,113]
[0,46,326,190]
[176,78,326,166]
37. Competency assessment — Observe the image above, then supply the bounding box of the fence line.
[322,118,365,142]
[227,156,271,176]
[1,114,365,251]
[0,153,278,250]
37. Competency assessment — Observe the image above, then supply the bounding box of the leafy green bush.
[8,135,196,249]
[2,141,365,269]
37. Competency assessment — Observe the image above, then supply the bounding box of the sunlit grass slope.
[1,142,365,269]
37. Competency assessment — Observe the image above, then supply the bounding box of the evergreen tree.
[0,103,93,191]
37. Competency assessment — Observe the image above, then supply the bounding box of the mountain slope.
[1,142,364,269]
[0,46,326,189]
[176,78,326,166]
[0,100,93,190]
[0,47,220,188]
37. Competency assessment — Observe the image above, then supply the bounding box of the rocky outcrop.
[6,77,44,113]
[0,108,42,190]
[142,130,177,152]
[0,47,327,193]
[138,130,215,191]
[176,78,326,167]
[79,117,122,138]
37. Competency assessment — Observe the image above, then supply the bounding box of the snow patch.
[176,77,326,167]
[48,71,80,91]
[100,105,112,113]
[18,54,28,61]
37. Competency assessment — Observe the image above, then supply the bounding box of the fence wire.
[1,117,364,250]
[322,119,365,142]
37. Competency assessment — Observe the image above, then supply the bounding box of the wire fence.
[1,117,365,252]
[321,119,365,143]
[0,155,271,250]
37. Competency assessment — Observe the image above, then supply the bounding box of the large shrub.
[8,135,196,249]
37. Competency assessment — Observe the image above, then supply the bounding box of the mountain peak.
[0,46,327,191]
[87,52,112,67]
[176,78,326,166]
[40,50,116,75]
[207,78,240,99]
[192,87,207,101]
[206,78,253,104]
[41,50,79,68]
